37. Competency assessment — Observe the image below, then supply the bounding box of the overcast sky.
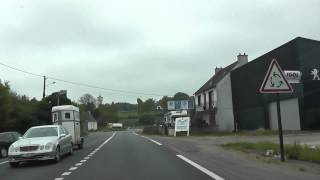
[0,0,319,104]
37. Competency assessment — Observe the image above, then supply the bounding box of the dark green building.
[231,37,320,131]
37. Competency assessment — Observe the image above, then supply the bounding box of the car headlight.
[45,142,53,150]
[9,145,15,152]
[14,147,19,152]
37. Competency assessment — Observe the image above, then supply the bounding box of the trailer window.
[65,112,71,119]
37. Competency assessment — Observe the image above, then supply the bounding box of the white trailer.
[51,105,84,149]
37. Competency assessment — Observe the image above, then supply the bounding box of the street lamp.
[47,81,56,87]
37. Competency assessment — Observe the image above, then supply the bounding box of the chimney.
[215,67,223,74]
[237,53,248,67]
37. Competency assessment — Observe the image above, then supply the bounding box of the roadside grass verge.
[190,130,281,137]
[189,130,304,137]
[222,142,320,164]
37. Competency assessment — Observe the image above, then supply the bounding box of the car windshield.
[0,134,7,141]
[24,127,58,138]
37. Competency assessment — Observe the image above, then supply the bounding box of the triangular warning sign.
[260,59,293,93]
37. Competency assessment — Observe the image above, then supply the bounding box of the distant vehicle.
[0,132,22,158]
[112,123,123,128]
[52,105,84,149]
[8,125,73,168]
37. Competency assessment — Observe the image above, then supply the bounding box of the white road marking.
[61,172,72,176]
[176,155,224,180]
[75,163,83,166]
[0,161,8,165]
[55,132,117,180]
[141,136,162,146]
[69,167,78,171]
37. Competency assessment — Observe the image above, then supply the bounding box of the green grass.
[222,142,320,164]
[190,130,280,137]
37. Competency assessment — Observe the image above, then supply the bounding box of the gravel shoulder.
[147,133,320,180]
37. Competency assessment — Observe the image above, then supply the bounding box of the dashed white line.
[75,163,83,166]
[61,172,72,176]
[0,161,8,165]
[141,136,162,146]
[69,167,78,171]
[176,155,224,180]
[54,132,117,180]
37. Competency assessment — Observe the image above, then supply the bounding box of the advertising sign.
[174,117,190,136]
[168,100,194,110]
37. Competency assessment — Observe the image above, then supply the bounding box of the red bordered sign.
[259,59,293,93]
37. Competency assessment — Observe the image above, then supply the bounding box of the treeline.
[0,80,53,133]
[0,79,194,132]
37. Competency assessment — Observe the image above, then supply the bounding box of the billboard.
[167,100,194,110]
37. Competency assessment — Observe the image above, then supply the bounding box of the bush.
[143,126,160,135]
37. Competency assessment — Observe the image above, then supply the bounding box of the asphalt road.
[0,131,222,180]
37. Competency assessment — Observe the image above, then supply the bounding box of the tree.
[0,80,12,130]
[79,93,96,111]
[158,96,172,109]
[173,92,189,100]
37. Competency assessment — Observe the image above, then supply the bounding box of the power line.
[0,62,43,77]
[0,61,167,97]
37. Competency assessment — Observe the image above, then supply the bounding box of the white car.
[8,125,73,168]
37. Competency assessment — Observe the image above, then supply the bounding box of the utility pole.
[43,76,47,99]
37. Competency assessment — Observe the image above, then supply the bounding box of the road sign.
[260,59,293,93]
[284,71,301,84]
[174,117,190,136]
[167,100,194,110]
[260,59,294,162]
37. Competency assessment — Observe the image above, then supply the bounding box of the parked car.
[8,125,73,168]
[0,132,22,158]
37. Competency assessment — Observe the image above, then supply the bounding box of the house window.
[197,95,201,106]
[209,91,213,108]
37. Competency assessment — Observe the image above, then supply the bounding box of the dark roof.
[85,111,97,122]
[195,62,238,94]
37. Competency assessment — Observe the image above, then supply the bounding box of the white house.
[85,111,98,131]
[194,53,248,131]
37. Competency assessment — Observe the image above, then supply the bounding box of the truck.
[51,105,84,149]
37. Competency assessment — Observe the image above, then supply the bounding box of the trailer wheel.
[78,138,84,149]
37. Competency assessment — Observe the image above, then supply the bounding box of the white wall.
[215,74,235,131]
[269,98,301,130]
[88,122,98,131]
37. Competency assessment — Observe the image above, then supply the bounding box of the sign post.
[260,59,293,162]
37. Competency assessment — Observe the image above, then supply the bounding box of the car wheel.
[54,147,61,163]
[0,148,8,158]
[9,162,19,168]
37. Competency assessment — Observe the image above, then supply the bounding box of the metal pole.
[276,93,285,162]
[42,76,46,99]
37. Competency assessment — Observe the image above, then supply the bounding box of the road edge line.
[141,135,162,146]
[176,154,224,180]
[0,161,8,165]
